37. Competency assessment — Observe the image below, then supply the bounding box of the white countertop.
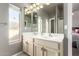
[23,32,64,42]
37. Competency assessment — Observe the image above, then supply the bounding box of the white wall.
[64,3,72,56]
[0,3,22,56]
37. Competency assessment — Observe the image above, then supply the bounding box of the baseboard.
[12,51,23,56]
[23,51,30,56]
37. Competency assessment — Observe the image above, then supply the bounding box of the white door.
[23,40,29,53]
[49,18,55,33]
[27,42,33,56]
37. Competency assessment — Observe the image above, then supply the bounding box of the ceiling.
[11,3,30,8]
[11,3,79,14]
[12,3,63,16]
[40,3,63,17]
[11,3,79,11]
[41,3,57,16]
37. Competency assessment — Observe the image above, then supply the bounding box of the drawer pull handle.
[41,47,44,50]
[41,47,47,51]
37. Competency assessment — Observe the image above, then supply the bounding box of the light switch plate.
[64,25,67,30]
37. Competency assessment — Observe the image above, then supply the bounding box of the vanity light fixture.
[27,11,31,14]
[25,3,45,15]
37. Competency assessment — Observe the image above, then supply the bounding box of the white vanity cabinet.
[33,39,63,56]
[33,43,59,56]
[23,36,33,56]
[23,34,63,56]
[23,39,28,53]
[42,47,59,56]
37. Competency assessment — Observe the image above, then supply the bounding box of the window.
[9,4,20,44]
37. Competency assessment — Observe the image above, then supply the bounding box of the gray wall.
[0,3,22,56]
[73,10,79,27]
[37,7,64,33]
[37,9,49,33]
[58,19,64,33]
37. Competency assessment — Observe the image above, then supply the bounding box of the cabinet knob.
[41,47,47,51]
[43,48,47,51]
[41,47,43,50]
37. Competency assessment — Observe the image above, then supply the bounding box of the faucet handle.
[49,33,52,37]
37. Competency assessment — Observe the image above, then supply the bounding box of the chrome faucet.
[49,33,52,37]
[33,32,37,35]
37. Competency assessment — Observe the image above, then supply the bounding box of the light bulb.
[37,7,40,10]
[27,11,31,14]
[27,12,29,14]
[33,4,36,7]
[40,5,43,8]
[30,6,33,9]
[25,9,28,12]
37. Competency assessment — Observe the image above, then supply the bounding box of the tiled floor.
[73,48,79,56]
[14,49,79,56]
[15,52,29,56]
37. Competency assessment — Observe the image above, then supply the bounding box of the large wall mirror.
[24,3,64,34]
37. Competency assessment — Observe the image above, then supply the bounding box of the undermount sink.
[23,32,64,42]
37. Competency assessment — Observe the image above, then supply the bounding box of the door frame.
[49,17,55,33]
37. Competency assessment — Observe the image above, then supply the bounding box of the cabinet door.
[34,43,43,56]
[23,40,33,56]
[44,47,59,56]
[28,42,33,56]
[23,40,29,53]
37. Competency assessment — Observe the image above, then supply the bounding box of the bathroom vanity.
[22,33,64,56]
[23,3,64,56]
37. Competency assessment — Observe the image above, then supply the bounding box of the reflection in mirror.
[32,12,38,32]
[24,12,38,32]
[37,3,64,33]
[49,17,55,33]
[24,3,64,34]
[24,12,31,32]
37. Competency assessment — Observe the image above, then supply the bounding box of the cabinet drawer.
[34,39,59,50]
[44,46,59,56]
[23,36,33,42]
